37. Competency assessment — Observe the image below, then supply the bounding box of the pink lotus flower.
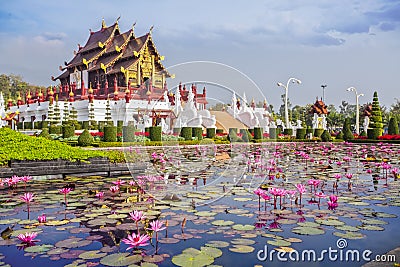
[148,220,166,232]
[334,174,341,180]
[329,194,338,203]
[38,214,46,223]
[295,184,306,194]
[112,179,126,186]
[20,192,34,203]
[254,188,264,197]
[328,201,339,210]
[260,192,271,201]
[129,210,145,222]
[109,185,119,194]
[345,173,353,179]
[95,191,104,199]
[59,188,72,206]
[20,175,32,183]
[130,210,146,234]
[17,232,39,244]
[315,192,326,198]
[129,180,136,186]
[122,233,150,250]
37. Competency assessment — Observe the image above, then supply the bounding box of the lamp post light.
[346,86,364,135]
[277,77,301,129]
[321,84,327,102]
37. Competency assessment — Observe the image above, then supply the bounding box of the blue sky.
[0,0,399,109]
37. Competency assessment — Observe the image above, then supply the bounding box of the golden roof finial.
[102,17,106,28]
[149,25,154,34]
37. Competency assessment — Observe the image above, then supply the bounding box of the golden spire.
[27,90,31,99]
[102,18,106,28]
[88,82,93,94]
[17,92,22,101]
[38,89,43,97]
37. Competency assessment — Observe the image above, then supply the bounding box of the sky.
[0,0,399,110]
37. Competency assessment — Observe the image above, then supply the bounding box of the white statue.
[0,92,6,128]
[363,116,369,133]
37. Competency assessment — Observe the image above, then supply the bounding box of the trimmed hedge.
[228,128,238,142]
[313,128,324,138]
[38,128,51,139]
[180,127,192,140]
[296,128,306,139]
[342,118,354,141]
[149,126,162,141]
[283,128,293,136]
[216,129,224,134]
[253,127,263,140]
[192,127,203,140]
[78,129,94,146]
[306,127,313,135]
[62,125,75,138]
[321,130,332,142]
[206,128,216,139]
[336,131,344,140]
[82,121,89,130]
[388,117,399,135]
[49,125,62,134]
[104,126,117,142]
[122,126,136,142]
[367,128,381,140]
[117,120,123,134]
[269,128,277,139]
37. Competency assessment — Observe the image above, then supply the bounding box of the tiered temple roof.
[52,18,171,102]
[310,98,329,115]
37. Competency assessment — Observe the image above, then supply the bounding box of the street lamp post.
[346,87,364,135]
[321,84,327,102]
[277,77,302,129]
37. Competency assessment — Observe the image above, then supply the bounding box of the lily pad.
[292,226,325,235]
[211,220,234,226]
[205,241,230,248]
[194,211,217,217]
[231,224,255,231]
[360,219,387,225]
[228,245,255,253]
[315,218,345,226]
[231,238,256,245]
[100,253,143,266]
[79,250,107,260]
[333,231,366,240]
[55,237,92,248]
[267,239,292,247]
[172,251,214,267]
[24,244,53,253]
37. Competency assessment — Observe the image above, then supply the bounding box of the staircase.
[210,111,248,132]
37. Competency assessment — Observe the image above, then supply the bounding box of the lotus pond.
[0,142,400,267]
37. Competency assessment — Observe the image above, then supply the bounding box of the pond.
[0,142,399,267]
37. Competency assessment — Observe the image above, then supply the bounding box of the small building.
[310,97,329,130]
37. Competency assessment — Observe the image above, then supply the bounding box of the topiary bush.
[206,128,216,139]
[296,128,306,139]
[104,126,117,142]
[321,130,332,142]
[283,128,293,136]
[388,117,399,135]
[360,130,367,137]
[313,128,324,138]
[117,120,123,134]
[239,129,252,142]
[180,127,192,140]
[253,127,263,140]
[368,91,383,139]
[38,128,52,139]
[62,125,75,138]
[49,125,62,134]
[149,126,162,141]
[228,128,238,142]
[269,128,277,139]
[82,121,89,130]
[78,129,94,146]
[216,129,224,134]
[336,131,344,140]
[122,126,136,142]
[192,127,203,140]
[342,118,354,141]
